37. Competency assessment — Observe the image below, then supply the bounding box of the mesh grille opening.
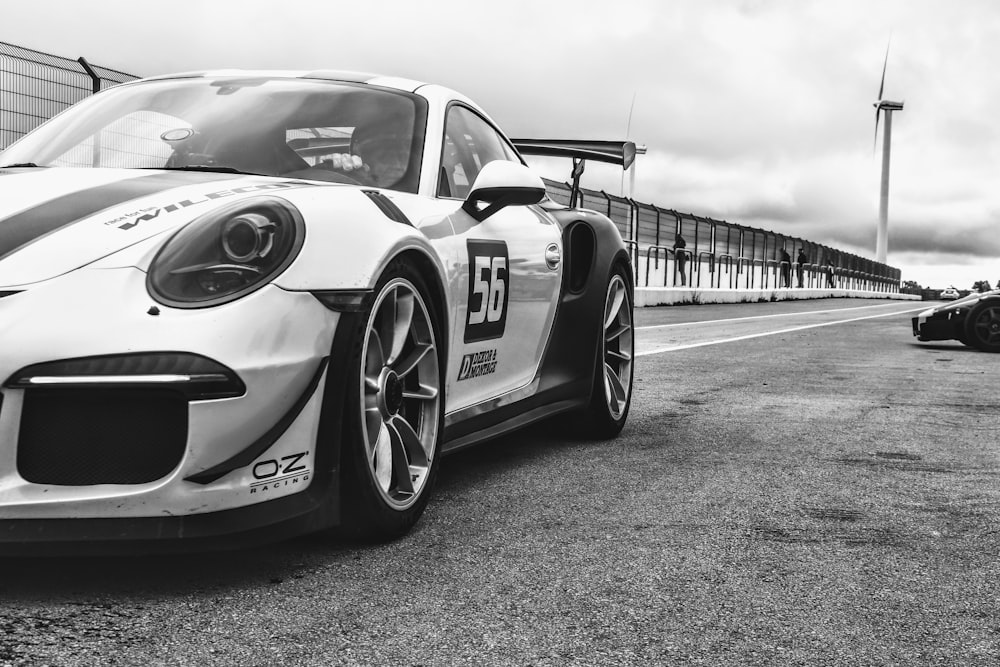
[17,388,188,485]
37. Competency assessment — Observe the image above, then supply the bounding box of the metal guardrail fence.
[542,179,901,293]
[0,40,900,292]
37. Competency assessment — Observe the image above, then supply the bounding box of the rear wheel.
[966,300,1000,352]
[339,259,443,540]
[584,265,634,438]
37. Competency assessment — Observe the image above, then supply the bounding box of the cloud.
[4,0,1000,287]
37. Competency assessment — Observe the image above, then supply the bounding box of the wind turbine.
[873,42,903,265]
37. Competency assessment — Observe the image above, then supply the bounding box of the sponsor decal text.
[458,349,498,381]
[250,451,310,493]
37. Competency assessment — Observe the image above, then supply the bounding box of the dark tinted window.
[438,105,519,198]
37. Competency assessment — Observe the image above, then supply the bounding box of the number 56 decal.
[465,240,509,343]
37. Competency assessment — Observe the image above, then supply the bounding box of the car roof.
[138,69,428,93]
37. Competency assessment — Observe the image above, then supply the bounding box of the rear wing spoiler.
[511,139,637,208]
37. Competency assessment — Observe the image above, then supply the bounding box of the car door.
[422,104,562,414]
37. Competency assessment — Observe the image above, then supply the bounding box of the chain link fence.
[0,40,137,150]
[0,40,900,291]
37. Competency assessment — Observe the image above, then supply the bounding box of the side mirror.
[462,160,546,221]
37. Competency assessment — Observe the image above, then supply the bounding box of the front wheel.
[966,300,1000,352]
[584,265,634,438]
[339,259,444,540]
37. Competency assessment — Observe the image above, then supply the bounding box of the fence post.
[601,190,612,219]
[77,57,101,94]
[652,204,660,252]
[76,57,102,166]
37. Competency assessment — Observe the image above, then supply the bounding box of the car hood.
[920,288,1000,317]
[0,167,324,288]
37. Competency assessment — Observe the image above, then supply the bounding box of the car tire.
[965,300,1000,352]
[338,258,444,541]
[582,264,634,438]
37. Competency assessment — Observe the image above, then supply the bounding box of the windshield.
[0,76,427,192]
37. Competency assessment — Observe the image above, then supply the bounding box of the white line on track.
[635,304,928,357]
[636,301,923,331]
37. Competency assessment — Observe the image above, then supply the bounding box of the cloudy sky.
[5,0,999,288]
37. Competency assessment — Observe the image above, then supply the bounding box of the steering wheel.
[325,154,376,184]
[315,166,365,185]
[161,128,217,169]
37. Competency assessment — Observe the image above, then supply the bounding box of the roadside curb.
[635,287,922,307]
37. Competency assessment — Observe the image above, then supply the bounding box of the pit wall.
[630,253,919,307]
[636,287,921,307]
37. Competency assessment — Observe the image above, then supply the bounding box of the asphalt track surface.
[1,298,998,666]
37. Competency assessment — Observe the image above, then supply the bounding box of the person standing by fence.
[779,247,792,288]
[796,248,808,288]
[674,233,687,287]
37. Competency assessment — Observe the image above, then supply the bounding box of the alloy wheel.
[360,278,440,509]
[971,305,1000,348]
[602,274,633,420]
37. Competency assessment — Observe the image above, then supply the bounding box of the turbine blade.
[877,38,891,101]
[873,107,881,154]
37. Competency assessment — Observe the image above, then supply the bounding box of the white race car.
[0,71,635,552]
[939,287,960,301]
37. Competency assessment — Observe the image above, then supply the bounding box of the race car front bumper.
[912,311,961,341]
[0,268,360,552]
[0,469,337,555]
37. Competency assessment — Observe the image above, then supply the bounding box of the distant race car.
[912,289,1000,352]
[939,287,960,300]
[0,70,636,552]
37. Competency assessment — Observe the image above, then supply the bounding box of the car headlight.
[148,197,305,308]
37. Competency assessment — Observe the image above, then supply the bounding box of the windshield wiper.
[146,165,264,176]
[0,162,42,168]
